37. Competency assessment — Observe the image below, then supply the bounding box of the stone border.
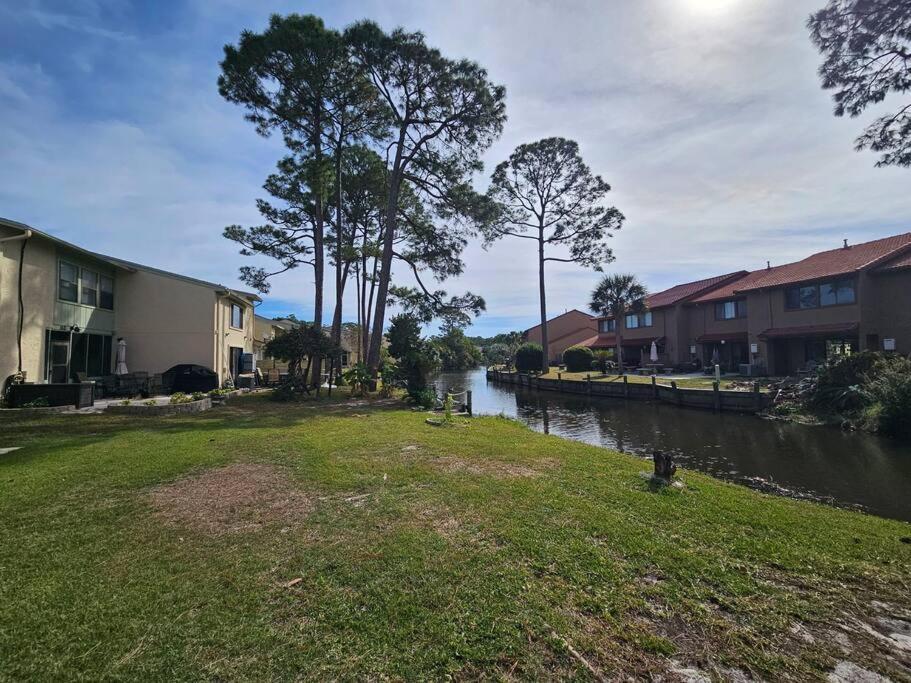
[106,397,212,416]
[0,405,74,418]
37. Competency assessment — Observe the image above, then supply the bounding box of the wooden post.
[713,380,720,412]
[586,373,592,395]
[558,371,562,393]
[672,380,681,406]
[623,374,629,398]
[753,381,762,411]
[651,375,658,399]
[466,390,472,416]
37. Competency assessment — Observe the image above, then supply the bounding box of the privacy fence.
[486,370,769,414]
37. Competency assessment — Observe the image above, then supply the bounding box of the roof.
[737,233,911,293]
[644,271,748,309]
[579,333,616,348]
[1,216,260,302]
[875,249,911,274]
[523,309,596,335]
[758,322,859,339]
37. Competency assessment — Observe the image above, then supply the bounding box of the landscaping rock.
[827,661,890,683]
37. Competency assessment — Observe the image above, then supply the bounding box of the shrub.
[563,345,594,372]
[594,350,613,374]
[21,397,50,408]
[343,362,371,396]
[515,343,544,373]
[169,392,195,405]
[412,387,437,409]
[862,356,911,438]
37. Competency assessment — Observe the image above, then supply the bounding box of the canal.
[433,368,911,522]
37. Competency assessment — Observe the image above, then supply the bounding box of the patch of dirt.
[429,455,557,479]
[146,463,312,535]
[413,504,462,537]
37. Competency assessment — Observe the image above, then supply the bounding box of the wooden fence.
[486,370,769,414]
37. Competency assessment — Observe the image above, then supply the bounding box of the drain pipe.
[0,230,33,376]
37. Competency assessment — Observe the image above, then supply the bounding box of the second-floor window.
[599,319,615,333]
[785,278,856,310]
[625,311,653,329]
[58,261,113,309]
[230,303,244,329]
[714,300,747,320]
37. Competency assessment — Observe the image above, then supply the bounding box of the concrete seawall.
[486,370,769,414]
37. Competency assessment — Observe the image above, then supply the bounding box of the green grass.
[1,393,908,680]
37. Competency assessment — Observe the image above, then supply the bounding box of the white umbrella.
[115,338,128,375]
[650,340,659,363]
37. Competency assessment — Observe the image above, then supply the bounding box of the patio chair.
[267,369,280,386]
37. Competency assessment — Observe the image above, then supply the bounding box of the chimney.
[766,260,771,270]
[843,238,849,249]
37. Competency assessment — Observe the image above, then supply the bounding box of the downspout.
[0,230,33,375]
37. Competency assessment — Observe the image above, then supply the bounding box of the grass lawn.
[538,368,770,391]
[1,393,909,680]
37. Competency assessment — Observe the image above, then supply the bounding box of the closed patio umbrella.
[650,340,659,363]
[115,338,128,375]
[711,347,720,366]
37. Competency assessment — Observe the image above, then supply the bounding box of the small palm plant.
[589,273,648,373]
[343,362,372,396]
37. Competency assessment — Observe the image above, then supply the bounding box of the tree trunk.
[537,225,549,374]
[366,142,404,376]
[330,141,344,356]
[310,120,325,388]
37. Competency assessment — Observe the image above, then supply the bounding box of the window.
[80,269,98,306]
[785,278,855,310]
[599,319,615,333]
[99,276,114,310]
[59,261,78,302]
[340,351,350,367]
[230,303,244,329]
[714,300,747,320]
[625,311,652,329]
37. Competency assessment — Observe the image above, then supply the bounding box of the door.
[229,346,243,381]
[50,341,69,383]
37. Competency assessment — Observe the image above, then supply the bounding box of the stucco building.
[1,217,258,390]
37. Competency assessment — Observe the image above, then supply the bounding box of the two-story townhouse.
[582,273,747,367]
[1,217,259,390]
[688,233,911,374]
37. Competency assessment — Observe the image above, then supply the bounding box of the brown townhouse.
[524,309,597,365]
[582,232,911,375]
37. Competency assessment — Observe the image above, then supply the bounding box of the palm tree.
[589,274,648,373]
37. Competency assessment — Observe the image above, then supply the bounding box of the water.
[433,369,911,522]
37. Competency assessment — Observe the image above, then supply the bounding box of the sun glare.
[681,0,741,15]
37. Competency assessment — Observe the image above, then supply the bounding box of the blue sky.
[2,0,910,336]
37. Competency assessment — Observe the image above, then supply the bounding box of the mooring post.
[586,373,592,395]
[753,381,762,411]
[651,374,658,399]
[466,390,472,416]
[623,374,629,398]
[672,380,681,406]
[713,380,720,412]
[558,371,562,392]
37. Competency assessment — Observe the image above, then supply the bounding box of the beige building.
[1,217,259,389]
[253,315,366,373]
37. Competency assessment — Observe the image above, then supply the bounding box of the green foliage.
[515,343,544,373]
[562,345,594,372]
[594,350,614,374]
[264,326,341,379]
[482,342,511,368]
[387,314,440,398]
[169,393,191,405]
[589,273,648,372]
[343,362,371,396]
[432,328,483,371]
[411,387,437,409]
[861,356,911,438]
[20,397,50,408]
[378,361,398,398]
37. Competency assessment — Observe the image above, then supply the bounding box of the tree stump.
[652,451,677,481]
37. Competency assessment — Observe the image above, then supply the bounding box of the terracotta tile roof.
[579,333,616,348]
[758,322,859,339]
[689,232,911,302]
[523,309,596,335]
[645,271,748,309]
[875,249,911,273]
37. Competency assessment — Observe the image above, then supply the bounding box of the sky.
[2,0,910,337]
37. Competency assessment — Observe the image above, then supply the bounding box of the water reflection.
[433,369,911,522]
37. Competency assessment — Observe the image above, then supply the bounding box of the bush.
[563,345,594,372]
[862,356,911,438]
[515,343,544,373]
[411,387,437,409]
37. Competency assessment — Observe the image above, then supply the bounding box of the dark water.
[433,369,911,522]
